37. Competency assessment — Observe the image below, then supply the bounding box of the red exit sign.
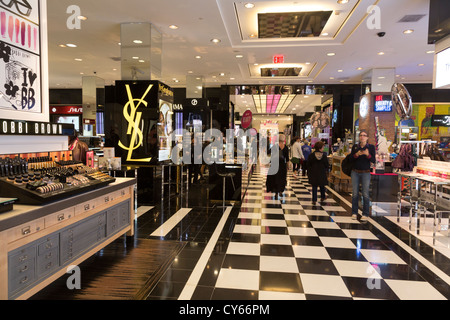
[273,55,285,64]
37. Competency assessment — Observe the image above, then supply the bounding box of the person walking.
[291,137,304,177]
[306,141,329,204]
[266,134,289,199]
[301,141,312,176]
[349,130,376,221]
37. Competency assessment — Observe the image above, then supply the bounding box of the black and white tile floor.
[172,168,449,300]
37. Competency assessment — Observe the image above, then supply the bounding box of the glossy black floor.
[31,166,449,300]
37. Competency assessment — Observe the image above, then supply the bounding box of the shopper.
[266,134,289,199]
[349,130,376,221]
[306,141,328,204]
[291,137,304,176]
[301,141,312,176]
[69,132,89,164]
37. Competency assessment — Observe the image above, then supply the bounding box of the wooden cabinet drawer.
[6,218,45,243]
[74,199,97,216]
[45,208,75,228]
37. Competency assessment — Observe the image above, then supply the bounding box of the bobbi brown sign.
[0,118,73,135]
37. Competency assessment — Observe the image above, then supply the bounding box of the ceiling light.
[133,40,143,44]
[338,69,343,72]
[337,0,349,4]
[426,50,435,54]
[236,54,244,58]
[327,52,335,56]
[211,38,221,44]
[418,63,425,66]
[77,16,88,21]
[169,25,179,29]
[59,44,67,48]
[139,60,145,63]
[74,58,83,62]
[321,33,329,36]
[132,56,139,59]
[249,34,257,38]
[195,55,202,59]
[244,3,255,9]
[66,43,77,47]
[377,51,385,55]
[357,67,363,70]
[403,29,414,34]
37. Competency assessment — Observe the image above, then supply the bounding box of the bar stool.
[215,163,236,208]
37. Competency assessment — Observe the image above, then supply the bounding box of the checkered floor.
[209,169,447,300]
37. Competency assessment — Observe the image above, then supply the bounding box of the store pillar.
[120,23,162,81]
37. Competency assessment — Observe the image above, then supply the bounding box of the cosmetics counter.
[0,151,136,300]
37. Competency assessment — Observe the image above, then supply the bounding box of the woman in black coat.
[306,141,329,204]
[266,134,289,199]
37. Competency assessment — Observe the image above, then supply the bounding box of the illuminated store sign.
[118,84,154,162]
[431,115,450,127]
[434,47,450,89]
[115,80,174,164]
[0,118,68,135]
[373,95,393,112]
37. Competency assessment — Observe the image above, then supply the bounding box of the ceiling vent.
[398,14,426,23]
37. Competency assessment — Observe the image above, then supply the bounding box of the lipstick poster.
[0,0,41,113]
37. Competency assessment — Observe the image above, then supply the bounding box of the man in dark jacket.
[349,130,376,221]
[306,141,329,204]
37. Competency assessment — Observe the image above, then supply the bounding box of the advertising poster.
[417,104,450,140]
[158,99,173,162]
[0,0,41,113]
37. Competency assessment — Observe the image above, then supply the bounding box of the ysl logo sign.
[118,84,153,162]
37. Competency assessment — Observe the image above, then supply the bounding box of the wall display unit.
[0,0,49,122]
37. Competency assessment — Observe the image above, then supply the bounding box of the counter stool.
[216,163,236,208]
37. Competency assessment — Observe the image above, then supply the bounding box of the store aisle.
[156,168,449,300]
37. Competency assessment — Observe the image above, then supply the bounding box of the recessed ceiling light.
[77,16,88,21]
[139,60,145,63]
[211,38,221,44]
[244,3,255,9]
[132,56,139,59]
[195,55,202,59]
[377,51,385,55]
[337,0,349,4]
[169,25,179,29]
[403,29,414,34]
[66,43,77,47]
[338,69,343,72]
[59,44,67,48]
[133,40,143,44]
[74,58,83,62]
[235,54,244,58]
[321,32,329,36]
[330,77,335,80]
[188,70,194,74]
[426,50,435,54]
[249,34,257,38]
[327,52,335,56]
[418,63,425,66]
[357,67,363,70]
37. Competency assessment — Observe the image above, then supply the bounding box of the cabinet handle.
[84,204,90,211]
[20,276,28,284]
[57,214,65,221]
[20,265,28,273]
[46,252,53,259]
[121,190,125,196]
[104,196,109,203]
[21,227,31,235]
[19,255,28,262]
[45,242,53,249]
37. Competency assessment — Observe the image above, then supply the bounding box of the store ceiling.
[47,0,438,115]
